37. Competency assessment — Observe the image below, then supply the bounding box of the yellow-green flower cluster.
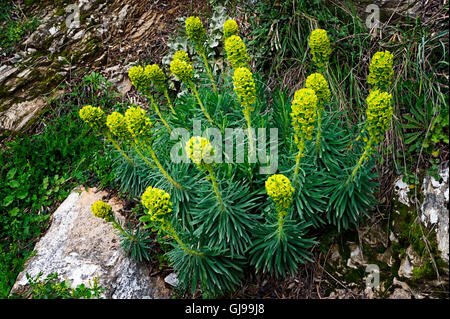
[367,51,394,91]
[170,52,193,83]
[106,112,130,140]
[91,200,113,222]
[225,35,248,69]
[185,16,206,49]
[128,65,151,94]
[145,64,166,90]
[223,19,239,38]
[185,136,215,168]
[173,50,190,63]
[365,89,393,143]
[233,67,256,109]
[265,174,294,212]
[141,186,172,223]
[309,29,331,69]
[79,105,106,130]
[291,88,318,142]
[125,106,152,138]
[305,73,330,106]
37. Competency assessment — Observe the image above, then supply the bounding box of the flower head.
[225,35,248,69]
[128,65,151,94]
[366,89,393,143]
[107,112,130,140]
[141,186,172,223]
[265,174,294,211]
[79,105,106,130]
[185,16,206,49]
[91,200,113,222]
[367,51,394,91]
[125,106,152,138]
[145,64,166,89]
[233,67,256,109]
[309,29,331,69]
[305,73,330,106]
[172,50,190,63]
[291,88,318,142]
[170,58,193,83]
[185,136,215,168]
[223,19,239,38]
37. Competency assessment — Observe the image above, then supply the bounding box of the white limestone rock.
[420,163,449,264]
[10,187,172,299]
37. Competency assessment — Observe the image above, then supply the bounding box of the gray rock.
[0,98,46,131]
[376,247,394,267]
[115,5,130,28]
[10,187,172,299]
[23,13,62,49]
[164,273,179,287]
[79,0,95,12]
[389,288,412,299]
[420,163,449,264]
[389,278,424,299]
[398,256,413,279]
[393,176,410,206]
[398,246,425,280]
[0,66,18,84]
[11,53,22,64]
[346,243,367,269]
[72,29,86,41]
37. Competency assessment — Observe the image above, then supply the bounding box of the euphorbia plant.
[170,50,214,124]
[128,65,172,133]
[124,105,183,190]
[79,15,395,296]
[249,174,315,277]
[79,105,133,165]
[139,186,244,294]
[185,16,218,94]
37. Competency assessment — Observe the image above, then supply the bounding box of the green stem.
[189,80,213,124]
[276,209,286,240]
[293,139,305,187]
[200,48,217,94]
[349,138,374,183]
[148,94,172,133]
[315,108,322,154]
[111,219,137,242]
[206,165,223,209]
[163,89,176,114]
[166,222,203,256]
[147,144,183,190]
[131,141,155,168]
[243,107,255,159]
[105,132,133,165]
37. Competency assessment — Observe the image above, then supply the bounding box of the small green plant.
[16,272,104,299]
[428,106,449,146]
[0,16,39,53]
[0,72,123,297]
[402,94,438,153]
